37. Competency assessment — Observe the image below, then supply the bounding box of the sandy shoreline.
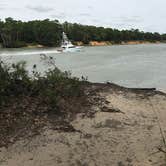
[75,40,163,46]
[22,41,164,49]
[1,83,166,166]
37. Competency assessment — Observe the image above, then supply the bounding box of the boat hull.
[62,47,82,53]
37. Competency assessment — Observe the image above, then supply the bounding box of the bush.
[12,41,26,48]
[0,60,31,105]
[0,59,87,112]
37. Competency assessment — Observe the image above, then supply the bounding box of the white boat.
[60,32,82,52]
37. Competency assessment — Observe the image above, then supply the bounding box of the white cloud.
[0,0,166,33]
[27,5,54,13]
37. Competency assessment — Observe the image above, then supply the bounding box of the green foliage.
[0,18,62,48]
[12,41,26,48]
[62,22,165,43]
[31,19,62,46]
[0,60,31,105]
[0,17,165,48]
[0,60,86,112]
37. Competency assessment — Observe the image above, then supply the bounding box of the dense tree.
[62,22,166,44]
[0,18,62,48]
[0,18,165,48]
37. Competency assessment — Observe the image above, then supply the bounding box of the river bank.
[2,40,162,49]
[75,40,163,46]
[0,82,166,166]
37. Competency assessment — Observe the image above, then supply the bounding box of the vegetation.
[63,22,166,44]
[0,18,62,48]
[0,58,91,146]
[0,58,86,111]
[0,17,166,48]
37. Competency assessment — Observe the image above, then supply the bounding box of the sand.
[75,41,161,47]
[1,84,166,166]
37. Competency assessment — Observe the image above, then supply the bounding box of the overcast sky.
[0,0,166,33]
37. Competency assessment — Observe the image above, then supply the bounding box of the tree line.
[63,22,166,44]
[0,17,166,48]
[0,18,62,48]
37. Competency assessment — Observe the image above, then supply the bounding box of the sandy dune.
[1,84,166,166]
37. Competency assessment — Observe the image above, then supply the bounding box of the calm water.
[0,44,166,90]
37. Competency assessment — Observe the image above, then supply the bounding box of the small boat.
[60,32,82,52]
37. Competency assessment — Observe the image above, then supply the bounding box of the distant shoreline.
[27,40,164,48]
[0,41,164,49]
[75,40,163,47]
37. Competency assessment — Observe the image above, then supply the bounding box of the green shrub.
[0,59,87,113]
[12,41,26,48]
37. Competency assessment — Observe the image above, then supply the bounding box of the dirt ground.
[1,83,166,166]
